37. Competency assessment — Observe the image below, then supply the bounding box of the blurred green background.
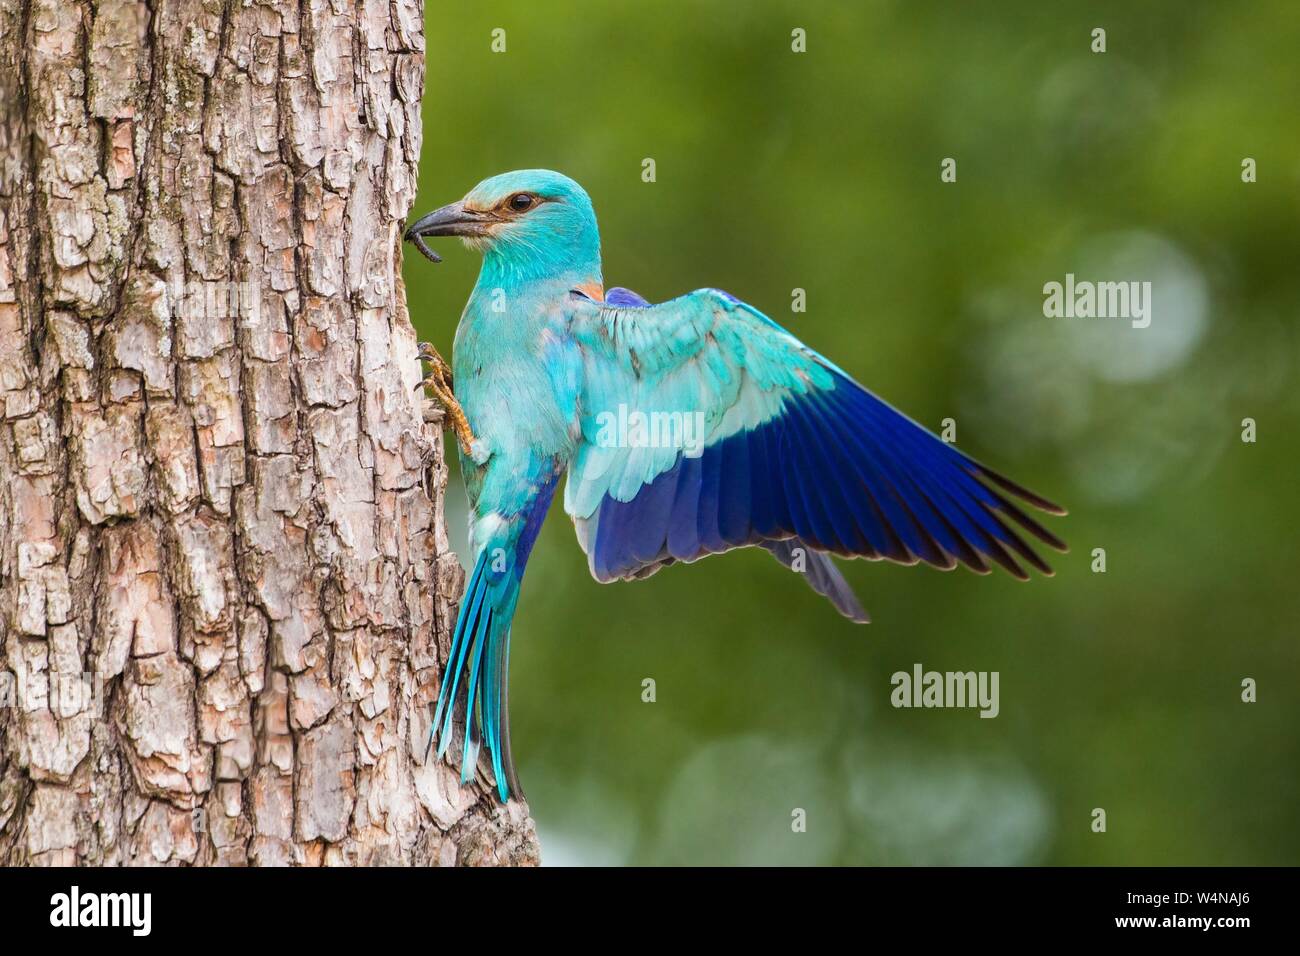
[404,1,1300,865]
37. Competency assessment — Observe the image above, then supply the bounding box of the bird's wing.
[563,287,1066,610]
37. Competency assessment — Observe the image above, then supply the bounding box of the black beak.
[404,201,491,263]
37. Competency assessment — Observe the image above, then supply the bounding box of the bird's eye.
[508,193,536,212]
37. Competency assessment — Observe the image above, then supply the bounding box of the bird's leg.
[415,341,479,459]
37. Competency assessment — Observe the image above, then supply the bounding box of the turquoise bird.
[405,170,1066,801]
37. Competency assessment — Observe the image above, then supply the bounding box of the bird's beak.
[404,201,492,263]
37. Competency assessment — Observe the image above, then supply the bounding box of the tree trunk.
[0,0,537,866]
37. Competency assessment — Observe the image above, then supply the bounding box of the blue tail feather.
[428,474,559,802]
[431,557,486,752]
[428,548,518,801]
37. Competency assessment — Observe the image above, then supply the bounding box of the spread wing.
[563,287,1066,618]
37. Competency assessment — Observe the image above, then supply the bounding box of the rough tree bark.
[0,0,538,865]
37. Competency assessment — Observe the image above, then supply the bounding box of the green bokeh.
[404,1,1300,865]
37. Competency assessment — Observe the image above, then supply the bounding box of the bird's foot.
[416,341,451,381]
[415,341,480,459]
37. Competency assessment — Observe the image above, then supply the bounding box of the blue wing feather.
[565,287,1065,620]
[604,287,650,307]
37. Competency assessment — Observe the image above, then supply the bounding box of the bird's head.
[405,169,601,284]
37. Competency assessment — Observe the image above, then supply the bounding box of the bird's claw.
[416,341,454,395]
[416,340,443,367]
[416,341,481,460]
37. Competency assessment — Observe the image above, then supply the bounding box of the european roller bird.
[405,170,1066,801]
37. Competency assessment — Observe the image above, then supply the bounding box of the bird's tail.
[427,476,558,801]
[427,547,523,801]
